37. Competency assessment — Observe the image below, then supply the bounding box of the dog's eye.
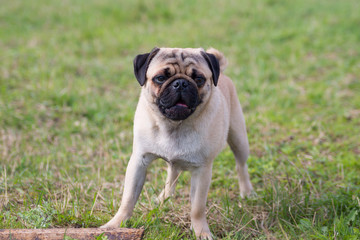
[194,76,205,86]
[153,75,166,84]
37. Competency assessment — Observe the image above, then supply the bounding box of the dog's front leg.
[157,163,181,203]
[101,153,153,228]
[190,164,213,240]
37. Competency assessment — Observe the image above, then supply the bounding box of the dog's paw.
[155,192,165,205]
[240,190,257,199]
[191,222,213,240]
[99,222,119,229]
[198,232,214,240]
[239,181,255,199]
[156,190,173,205]
[247,190,258,199]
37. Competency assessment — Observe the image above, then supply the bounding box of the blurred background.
[1,0,359,239]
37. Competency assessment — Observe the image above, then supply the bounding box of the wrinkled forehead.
[147,48,211,77]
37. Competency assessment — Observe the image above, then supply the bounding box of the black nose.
[172,79,189,90]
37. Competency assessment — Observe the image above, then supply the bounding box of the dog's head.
[134,47,220,121]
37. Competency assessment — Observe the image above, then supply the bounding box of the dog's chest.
[152,124,208,168]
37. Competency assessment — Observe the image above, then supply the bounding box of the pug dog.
[101,47,253,239]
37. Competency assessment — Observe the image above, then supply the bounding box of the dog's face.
[133,48,220,121]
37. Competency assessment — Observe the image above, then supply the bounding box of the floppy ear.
[201,52,220,86]
[133,47,160,86]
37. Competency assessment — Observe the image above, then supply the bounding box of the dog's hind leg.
[157,163,181,203]
[227,98,253,198]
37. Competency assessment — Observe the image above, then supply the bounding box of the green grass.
[1,0,359,239]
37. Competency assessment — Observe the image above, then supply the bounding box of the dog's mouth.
[174,100,188,108]
[157,79,200,121]
[159,97,198,121]
[163,99,193,119]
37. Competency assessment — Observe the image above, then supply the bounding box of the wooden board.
[0,228,144,240]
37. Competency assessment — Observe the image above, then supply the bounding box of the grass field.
[1,0,360,239]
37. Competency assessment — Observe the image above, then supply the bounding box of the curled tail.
[206,48,228,73]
